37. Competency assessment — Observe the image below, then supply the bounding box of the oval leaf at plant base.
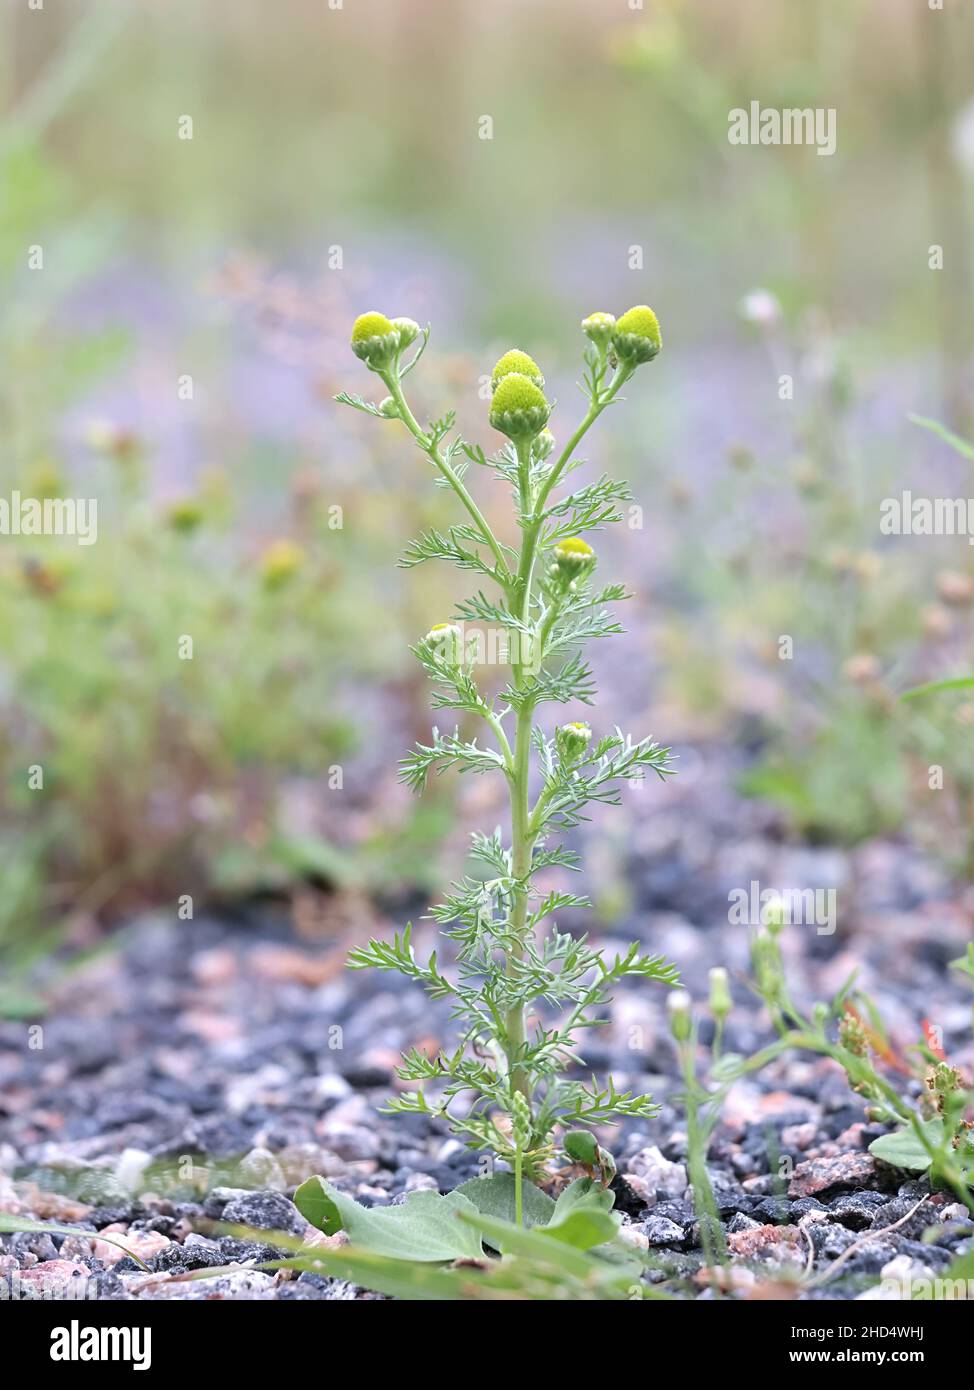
[868,1120,943,1174]
[293,1176,484,1262]
[454,1173,556,1230]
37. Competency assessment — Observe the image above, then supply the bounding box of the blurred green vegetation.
[0,0,973,997]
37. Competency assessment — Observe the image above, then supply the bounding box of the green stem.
[505,435,542,1099]
[501,371,630,1098]
[383,371,512,585]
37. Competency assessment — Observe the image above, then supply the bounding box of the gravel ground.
[2,745,973,1301]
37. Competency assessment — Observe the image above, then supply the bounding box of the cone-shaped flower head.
[423,621,463,663]
[551,535,595,572]
[488,372,551,440]
[350,311,400,370]
[612,305,662,365]
[490,348,545,393]
[260,539,305,590]
[581,311,616,349]
[556,720,593,764]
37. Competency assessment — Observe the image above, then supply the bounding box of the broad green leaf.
[456,1209,644,1291]
[542,1208,620,1251]
[543,1180,620,1250]
[293,1177,483,1262]
[869,1120,943,1173]
[550,1176,616,1224]
[456,1209,610,1278]
[217,1219,643,1301]
[0,1214,151,1271]
[453,1174,555,1232]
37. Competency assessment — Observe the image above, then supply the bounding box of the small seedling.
[337,307,678,1220]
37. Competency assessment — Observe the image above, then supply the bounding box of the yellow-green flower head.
[581,311,616,348]
[552,535,595,570]
[167,498,204,533]
[423,621,463,662]
[612,304,662,365]
[350,311,400,369]
[378,396,400,419]
[556,720,593,763]
[260,538,305,590]
[490,349,545,393]
[488,372,551,440]
[392,316,421,349]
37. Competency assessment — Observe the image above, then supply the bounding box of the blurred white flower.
[739,289,782,327]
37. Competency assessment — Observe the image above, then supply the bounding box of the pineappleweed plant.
[340,306,679,1214]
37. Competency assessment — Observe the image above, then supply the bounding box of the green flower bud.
[511,1091,532,1147]
[762,893,786,936]
[581,311,616,349]
[612,305,662,365]
[350,311,400,370]
[667,989,692,1043]
[556,721,592,764]
[837,1011,870,1058]
[707,966,731,1021]
[534,428,556,461]
[563,1129,600,1166]
[488,372,551,440]
[750,936,782,1003]
[378,396,400,419]
[490,348,545,393]
[423,621,463,663]
[391,317,421,349]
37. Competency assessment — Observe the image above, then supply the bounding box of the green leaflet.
[868,1119,945,1173]
[293,1177,484,1262]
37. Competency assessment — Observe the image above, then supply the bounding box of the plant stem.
[499,375,630,1103]
[506,436,540,1100]
[383,371,512,584]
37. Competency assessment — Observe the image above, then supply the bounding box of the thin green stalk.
[383,371,512,585]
